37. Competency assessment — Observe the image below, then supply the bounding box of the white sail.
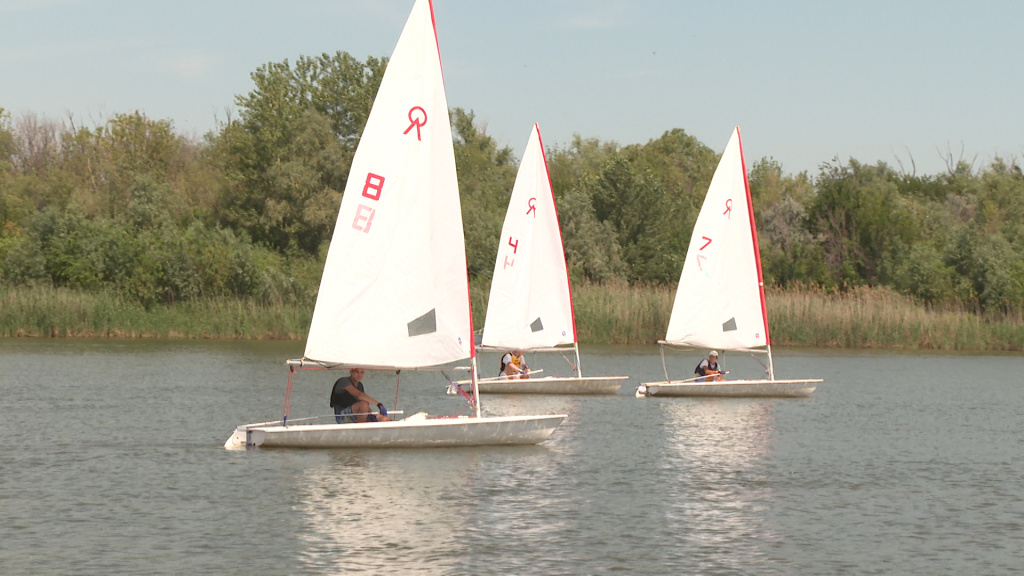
[664,127,770,351]
[481,124,576,350]
[304,0,473,368]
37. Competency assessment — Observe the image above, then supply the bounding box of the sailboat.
[636,127,821,398]
[472,124,628,394]
[224,0,565,448]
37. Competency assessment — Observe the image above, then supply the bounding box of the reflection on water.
[660,399,779,571]
[297,452,477,575]
[294,414,580,576]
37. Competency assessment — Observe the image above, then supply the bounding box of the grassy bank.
[767,285,1024,351]
[0,286,310,339]
[2,284,1022,351]
[566,283,1024,351]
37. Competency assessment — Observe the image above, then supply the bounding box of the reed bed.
[767,285,1024,351]
[569,282,1023,351]
[570,283,675,345]
[0,286,310,339]
[2,284,1022,351]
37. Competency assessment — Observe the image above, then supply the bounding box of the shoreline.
[2,284,1022,351]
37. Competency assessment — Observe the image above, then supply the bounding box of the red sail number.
[403,106,428,141]
[353,172,385,233]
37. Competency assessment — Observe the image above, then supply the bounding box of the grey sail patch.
[408,309,437,337]
[722,317,737,332]
[530,317,544,332]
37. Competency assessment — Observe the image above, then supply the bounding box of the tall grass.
[569,282,1024,351]
[767,284,1024,351]
[0,286,310,339]
[3,284,1022,350]
[570,283,675,344]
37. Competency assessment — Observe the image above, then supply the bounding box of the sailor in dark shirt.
[330,368,389,423]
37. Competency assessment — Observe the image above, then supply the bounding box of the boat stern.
[224,426,257,450]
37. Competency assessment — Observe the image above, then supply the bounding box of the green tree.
[0,109,23,240]
[558,175,627,283]
[0,108,15,173]
[547,135,620,204]
[974,158,1024,242]
[890,243,955,305]
[450,108,517,281]
[748,158,826,285]
[218,52,387,255]
[547,129,717,285]
[51,112,188,221]
[807,159,918,286]
[590,156,683,282]
[546,136,626,284]
[946,226,1024,313]
[624,128,717,209]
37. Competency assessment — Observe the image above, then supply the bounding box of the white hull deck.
[475,375,628,395]
[224,413,567,449]
[637,378,820,398]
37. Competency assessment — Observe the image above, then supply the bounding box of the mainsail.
[663,127,770,351]
[481,124,576,350]
[304,0,473,368]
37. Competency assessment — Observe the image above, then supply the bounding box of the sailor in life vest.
[500,349,530,379]
[694,350,724,382]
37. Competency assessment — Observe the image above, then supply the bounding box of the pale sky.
[2,0,1022,177]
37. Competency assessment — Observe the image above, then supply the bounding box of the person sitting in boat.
[499,349,530,379]
[330,368,390,423]
[694,351,724,382]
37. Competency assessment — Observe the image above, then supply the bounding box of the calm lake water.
[2,338,1023,575]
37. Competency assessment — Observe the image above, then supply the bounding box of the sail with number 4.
[636,127,820,398]
[225,0,566,448]
[303,0,471,369]
[476,124,627,394]
[481,124,575,351]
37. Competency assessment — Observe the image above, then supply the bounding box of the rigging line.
[660,343,670,382]
[441,371,475,408]
[282,366,296,426]
[750,352,769,376]
[561,354,577,373]
[281,411,408,424]
[394,369,401,412]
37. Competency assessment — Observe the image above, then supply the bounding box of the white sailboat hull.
[637,378,821,398]
[224,414,567,449]
[475,375,628,395]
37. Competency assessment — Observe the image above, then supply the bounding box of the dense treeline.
[2,51,1023,319]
